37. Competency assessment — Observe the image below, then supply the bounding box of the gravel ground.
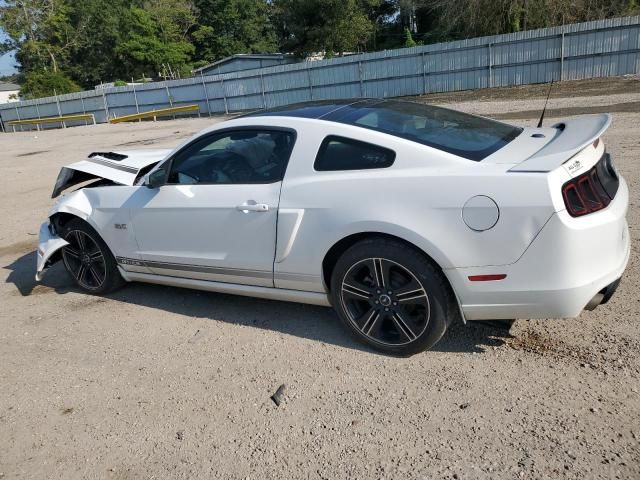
[0,77,639,479]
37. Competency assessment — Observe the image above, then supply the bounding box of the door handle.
[236,202,269,213]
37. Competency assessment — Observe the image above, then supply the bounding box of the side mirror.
[146,168,166,189]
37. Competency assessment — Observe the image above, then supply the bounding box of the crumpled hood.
[52,148,172,198]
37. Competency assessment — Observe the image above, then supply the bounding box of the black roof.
[242,98,523,161]
[243,99,381,120]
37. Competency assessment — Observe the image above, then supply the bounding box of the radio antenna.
[537,80,554,128]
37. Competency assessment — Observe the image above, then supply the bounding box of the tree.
[20,70,81,98]
[116,5,196,79]
[275,0,374,57]
[422,0,640,39]
[0,0,79,73]
[0,0,201,87]
[191,0,278,64]
[403,27,417,47]
[359,0,397,50]
[2,0,638,97]
[64,0,140,87]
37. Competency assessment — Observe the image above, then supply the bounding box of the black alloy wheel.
[60,218,124,294]
[331,238,458,355]
[340,257,431,346]
[62,229,107,291]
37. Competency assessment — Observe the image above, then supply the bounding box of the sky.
[0,0,18,77]
[0,50,17,76]
[0,29,18,77]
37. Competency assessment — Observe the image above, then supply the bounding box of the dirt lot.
[1,77,639,479]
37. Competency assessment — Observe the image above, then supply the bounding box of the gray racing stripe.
[117,257,272,279]
[87,157,139,174]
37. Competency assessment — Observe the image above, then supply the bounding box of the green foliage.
[64,0,139,87]
[113,80,128,87]
[0,0,637,98]
[116,6,195,79]
[191,0,278,62]
[20,70,81,99]
[423,0,640,40]
[274,0,374,57]
[403,28,417,47]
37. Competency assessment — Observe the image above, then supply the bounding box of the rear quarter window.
[314,136,396,171]
[329,100,523,161]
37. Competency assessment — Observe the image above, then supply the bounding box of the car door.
[129,127,296,287]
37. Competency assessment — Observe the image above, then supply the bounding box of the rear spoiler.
[509,114,611,173]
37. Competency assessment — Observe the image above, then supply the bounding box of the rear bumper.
[447,176,630,320]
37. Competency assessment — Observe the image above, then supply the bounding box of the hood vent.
[88,152,128,161]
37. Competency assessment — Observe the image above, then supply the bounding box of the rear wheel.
[60,219,124,294]
[330,238,459,356]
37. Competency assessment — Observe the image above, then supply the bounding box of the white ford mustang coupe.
[36,99,629,355]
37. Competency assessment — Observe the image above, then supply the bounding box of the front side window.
[314,136,396,172]
[168,129,295,184]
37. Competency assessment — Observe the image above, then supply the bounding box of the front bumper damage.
[35,222,69,281]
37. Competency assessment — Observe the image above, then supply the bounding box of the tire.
[59,218,125,294]
[330,238,459,356]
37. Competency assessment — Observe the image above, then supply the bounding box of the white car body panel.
[509,114,611,172]
[37,101,629,323]
[36,222,69,281]
[127,182,281,287]
[449,177,630,319]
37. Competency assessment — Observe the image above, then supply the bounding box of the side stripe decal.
[87,157,139,174]
[117,257,321,285]
[117,257,272,279]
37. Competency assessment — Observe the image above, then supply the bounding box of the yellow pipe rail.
[8,113,95,131]
[109,104,200,124]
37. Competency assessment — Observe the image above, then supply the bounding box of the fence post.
[358,60,364,97]
[422,51,427,94]
[132,78,141,122]
[260,72,267,108]
[307,63,314,100]
[14,105,20,132]
[101,84,110,122]
[80,95,88,126]
[34,99,41,131]
[220,77,229,115]
[165,83,175,120]
[54,89,66,128]
[200,71,212,117]
[560,30,565,82]
[488,43,493,88]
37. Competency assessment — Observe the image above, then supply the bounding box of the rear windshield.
[327,100,522,161]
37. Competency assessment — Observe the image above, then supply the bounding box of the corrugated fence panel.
[1,16,638,130]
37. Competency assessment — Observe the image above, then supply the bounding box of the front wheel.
[330,238,459,356]
[60,219,124,294]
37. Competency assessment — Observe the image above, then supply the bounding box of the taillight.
[562,153,617,217]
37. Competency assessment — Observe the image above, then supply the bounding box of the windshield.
[327,100,522,161]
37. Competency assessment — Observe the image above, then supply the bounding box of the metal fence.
[1,15,638,131]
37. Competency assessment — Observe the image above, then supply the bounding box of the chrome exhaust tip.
[585,293,605,311]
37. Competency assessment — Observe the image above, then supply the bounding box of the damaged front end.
[36,221,69,281]
[37,148,172,281]
[51,149,171,198]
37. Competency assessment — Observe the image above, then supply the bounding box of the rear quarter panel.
[273,118,557,292]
